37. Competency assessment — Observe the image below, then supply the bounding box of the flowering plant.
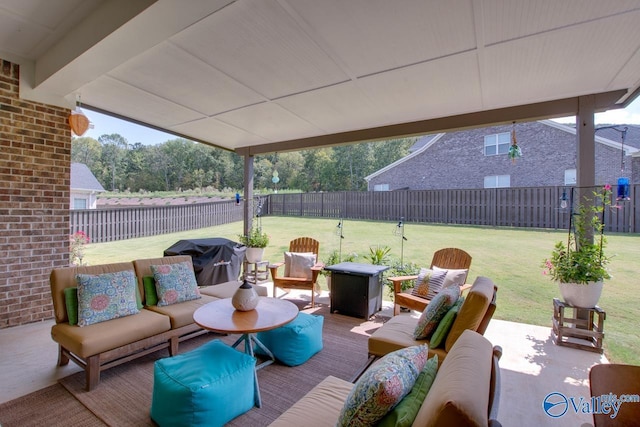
[238,227,269,248]
[70,231,90,266]
[542,185,613,284]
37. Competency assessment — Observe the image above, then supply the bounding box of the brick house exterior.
[366,121,638,191]
[0,59,71,328]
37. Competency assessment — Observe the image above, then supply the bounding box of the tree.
[71,137,102,168]
[99,133,129,191]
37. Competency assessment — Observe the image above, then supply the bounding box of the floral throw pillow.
[76,270,140,327]
[150,261,200,306]
[411,268,447,299]
[413,286,459,340]
[337,345,429,426]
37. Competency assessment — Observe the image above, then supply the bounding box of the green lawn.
[83,216,640,365]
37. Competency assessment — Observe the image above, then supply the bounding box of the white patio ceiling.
[2,0,640,155]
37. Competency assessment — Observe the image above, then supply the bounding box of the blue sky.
[82,97,640,146]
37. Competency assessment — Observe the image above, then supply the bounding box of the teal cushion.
[150,261,200,306]
[413,286,459,340]
[143,276,158,306]
[430,297,464,348]
[151,339,255,427]
[75,270,140,327]
[337,345,428,427]
[256,312,323,366]
[377,355,439,427]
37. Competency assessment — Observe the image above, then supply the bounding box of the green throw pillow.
[430,297,464,348]
[143,275,158,306]
[377,355,439,427]
[413,286,459,340]
[64,287,79,326]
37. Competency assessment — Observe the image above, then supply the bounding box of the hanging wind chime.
[508,122,522,164]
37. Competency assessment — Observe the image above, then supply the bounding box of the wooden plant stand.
[552,298,605,353]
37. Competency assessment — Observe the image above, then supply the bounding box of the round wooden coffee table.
[193,297,299,407]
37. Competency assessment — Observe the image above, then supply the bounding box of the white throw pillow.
[433,266,468,288]
[284,252,317,279]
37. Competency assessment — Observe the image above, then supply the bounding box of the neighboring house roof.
[365,120,639,182]
[408,135,438,152]
[594,124,640,150]
[365,133,446,181]
[71,163,105,192]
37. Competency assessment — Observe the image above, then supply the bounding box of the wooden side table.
[552,298,605,353]
[244,260,270,284]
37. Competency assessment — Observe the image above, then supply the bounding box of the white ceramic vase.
[232,281,259,311]
[558,281,603,308]
[245,247,265,264]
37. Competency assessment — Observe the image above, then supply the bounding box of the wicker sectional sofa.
[49,255,262,391]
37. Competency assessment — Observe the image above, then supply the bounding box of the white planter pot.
[558,281,603,308]
[245,247,265,264]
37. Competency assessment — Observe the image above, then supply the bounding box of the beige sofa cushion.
[414,330,492,427]
[445,276,494,352]
[269,376,352,427]
[51,309,171,358]
[145,294,218,329]
[199,280,270,298]
[367,314,447,362]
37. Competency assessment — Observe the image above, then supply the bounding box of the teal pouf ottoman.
[150,339,255,427]
[256,312,324,366]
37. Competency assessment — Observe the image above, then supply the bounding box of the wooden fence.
[71,200,244,243]
[269,185,639,233]
[71,185,639,242]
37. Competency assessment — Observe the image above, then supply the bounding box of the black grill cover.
[163,238,246,286]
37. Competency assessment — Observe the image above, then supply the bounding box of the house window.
[564,169,576,185]
[484,132,511,156]
[73,198,87,210]
[484,175,511,188]
[373,184,389,191]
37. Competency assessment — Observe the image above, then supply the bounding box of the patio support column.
[243,154,254,236]
[576,95,596,243]
[575,95,596,326]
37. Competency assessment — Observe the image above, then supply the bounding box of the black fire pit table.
[324,262,389,319]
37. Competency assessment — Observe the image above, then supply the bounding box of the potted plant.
[542,185,613,308]
[239,227,269,263]
[321,250,358,290]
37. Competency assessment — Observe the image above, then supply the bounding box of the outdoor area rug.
[55,303,386,426]
[0,383,106,427]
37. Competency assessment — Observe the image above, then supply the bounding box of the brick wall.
[0,59,71,328]
[369,121,634,190]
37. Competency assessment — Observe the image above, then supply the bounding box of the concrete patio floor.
[0,290,606,426]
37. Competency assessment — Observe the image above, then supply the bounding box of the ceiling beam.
[236,90,628,156]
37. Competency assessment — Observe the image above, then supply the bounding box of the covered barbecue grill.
[163,238,246,286]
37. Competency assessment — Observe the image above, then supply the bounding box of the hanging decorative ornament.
[68,107,90,136]
[508,122,522,164]
[68,96,91,136]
